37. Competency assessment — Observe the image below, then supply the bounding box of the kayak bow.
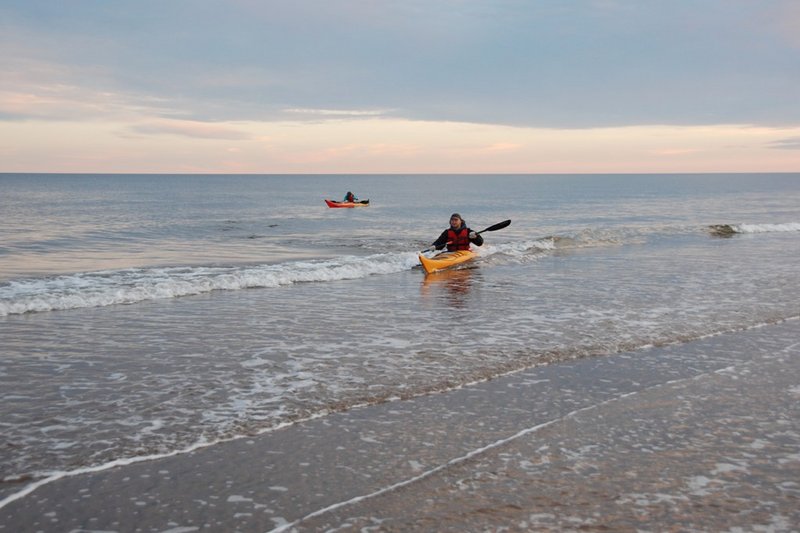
[418,250,476,274]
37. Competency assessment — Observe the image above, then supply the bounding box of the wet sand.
[2,319,799,532]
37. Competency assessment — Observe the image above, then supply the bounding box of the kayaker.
[431,213,484,252]
[343,191,358,202]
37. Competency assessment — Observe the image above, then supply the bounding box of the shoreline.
[2,319,798,532]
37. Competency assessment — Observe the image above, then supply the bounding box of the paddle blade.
[478,219,511,234]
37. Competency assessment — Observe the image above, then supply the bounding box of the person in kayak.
[343,191,359,202]
[431,213,484,252]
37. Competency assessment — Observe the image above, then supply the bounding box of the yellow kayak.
[418,250,476,274]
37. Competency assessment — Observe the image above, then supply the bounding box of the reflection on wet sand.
[421,267,478,307]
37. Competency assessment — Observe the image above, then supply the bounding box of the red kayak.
[325,199,370,208]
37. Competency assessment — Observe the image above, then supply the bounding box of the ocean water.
[1,173,799,499]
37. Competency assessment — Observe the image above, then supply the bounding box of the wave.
[0,239,561,316]
[3,221,796,316]
[0,253,421,316]
[709,222,800,236]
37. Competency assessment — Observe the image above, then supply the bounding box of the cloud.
[0,86,167,123]
[767,137,800,150]
[4,0,799,130]
[128,119,252,140]
[283,108,390,118]
[4,116,800,173]
[481,143,523,153]
[2,0,800,174]
[650,148,703,156]
[0,51,178,122]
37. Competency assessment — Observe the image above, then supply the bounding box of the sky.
[1,0,799,174]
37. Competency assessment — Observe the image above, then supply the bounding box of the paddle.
[477,219,512,234]
[420,219,511,253]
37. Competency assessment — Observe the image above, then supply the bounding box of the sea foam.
[0,252,422,316]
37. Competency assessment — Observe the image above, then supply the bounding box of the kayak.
[325,199,370,208]
[418,250,476,274]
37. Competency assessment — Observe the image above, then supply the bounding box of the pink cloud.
[130,119,252,140]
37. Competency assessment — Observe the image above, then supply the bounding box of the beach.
[2,319,798,532]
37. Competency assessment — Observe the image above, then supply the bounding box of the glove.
[469,231,477,239]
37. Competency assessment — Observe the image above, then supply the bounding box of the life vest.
[447,227,471,251]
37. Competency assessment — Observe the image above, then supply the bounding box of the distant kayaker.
[431,213,484,252]
[343,191,358,202]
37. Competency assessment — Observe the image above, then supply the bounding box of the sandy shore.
[2,319,798,532]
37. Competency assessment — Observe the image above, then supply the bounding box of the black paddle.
[420,219,511,253]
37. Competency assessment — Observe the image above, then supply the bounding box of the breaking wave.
[3,222,797,316]
[0,241,549,316]
[709,222,800,236]
[0,253,421,316]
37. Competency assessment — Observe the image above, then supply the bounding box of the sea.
[1,173,799,504]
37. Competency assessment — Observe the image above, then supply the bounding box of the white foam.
[482,238,556,256]
[0,238,564,316]
[0,252,423,316]
[733,222,800,234]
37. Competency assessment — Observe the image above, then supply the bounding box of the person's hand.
[469,231,477,239]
